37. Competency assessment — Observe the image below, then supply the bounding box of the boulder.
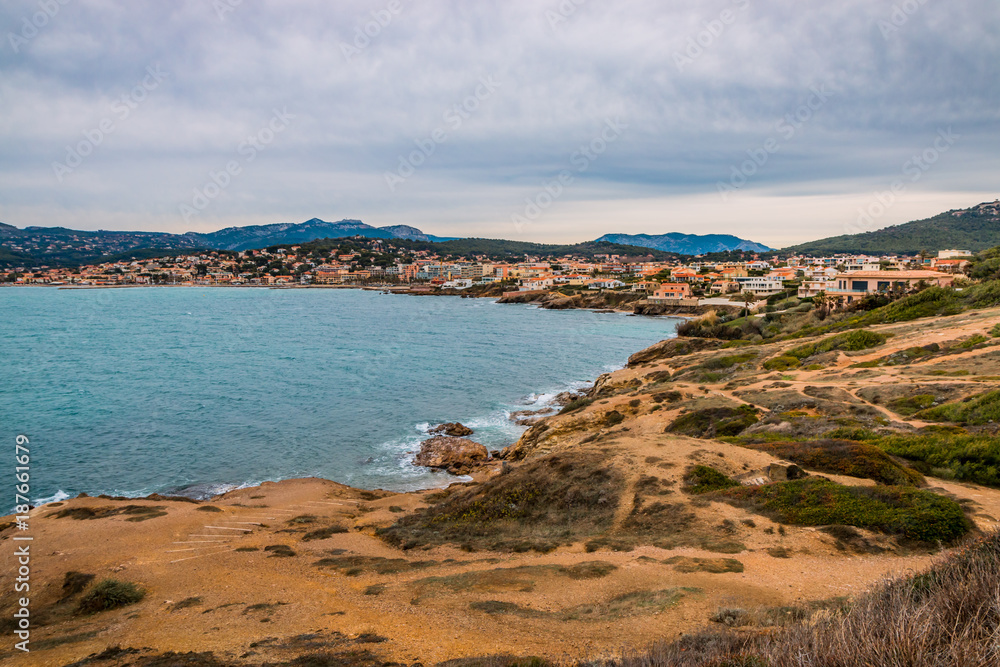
[768,460,805,481]
[429,422,474,437]
[414,437,489,475]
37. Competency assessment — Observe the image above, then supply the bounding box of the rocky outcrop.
[429,422,474,437]
[509,408,556,426]
[768,460,806,481]
[414,436,489,474]
[626,337,723,367]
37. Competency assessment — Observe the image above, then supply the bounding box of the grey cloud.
[0,0,997,245]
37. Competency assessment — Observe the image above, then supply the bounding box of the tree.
[740,291,756,318]
[813,290,830,320]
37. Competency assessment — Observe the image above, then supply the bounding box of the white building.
[736,276,785,296]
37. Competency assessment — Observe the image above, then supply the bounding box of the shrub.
[869,432,1000,487]
[377,453,623,552]
[789,330,888,360]
[717,478,971,544]
[302,525,349,541]
[77,579,145,614]
[684,466,739,494]
[763,355,800,371]
[668,406,759,438]
[701,352,758,370]
[888,394,936,416]
[991,323,1000,338]
[738,439,924,486]
[559,397,594,414]
[916,391,1000,425]
[959,334,990,349]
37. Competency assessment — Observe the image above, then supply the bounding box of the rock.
[626,338,722,367]
[414,437,489,475]
[509,408,556,426]
[429,422,474,437]
[768,460,805,481]
[553,391,586,406]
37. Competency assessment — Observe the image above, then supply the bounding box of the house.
[670,268,698,282]
[710,280,740,295]
[586,279,625,290]
[938,249,972,260]
[649,283,692,301]
[736,276,785,296]
[631,280,661,293]
[798,279,835,299]
[934,258,971,273]
[648,282,696,305]
[827,270,954,305]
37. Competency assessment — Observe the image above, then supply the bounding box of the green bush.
[763,355,800,371]
[959,334,990,348]
[684,466,740,494]
[991,323,1000,338]
[888,394,937,416]
[789,330,888,360]
[870,432,1000,487]
[668,406,759,438]
[718,478,971,544]
[917,391,1000,425]
[77,579,145,614]
[701,352,758,370]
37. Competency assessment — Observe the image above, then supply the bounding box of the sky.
[0,0,997,248]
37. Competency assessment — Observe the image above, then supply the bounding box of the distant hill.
[783,201,1000,255]
[183,218,456,250]
[296,237,682,262]
[594,232,772,254]
[0,219,453,268]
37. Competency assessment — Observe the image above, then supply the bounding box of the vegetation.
[699,352,757,370]
[717,478,971,544]
[762,355,800,371]
[683,466,740,494]
[787,330,888,359]
[916,390,1000,425]
[77,579,146,614]
[377,453,624,552]
[854,431,1000,487]
[606,530,1000,666]
[668,406,760,438]
[782,201,1000,254]
[736,439,924,486]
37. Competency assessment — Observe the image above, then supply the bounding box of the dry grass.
[607,530,1000,666]
[377,453,624,553]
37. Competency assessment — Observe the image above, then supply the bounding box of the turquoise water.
[0,287,679,502]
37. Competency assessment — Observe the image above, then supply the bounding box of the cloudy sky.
[1,0,997,247]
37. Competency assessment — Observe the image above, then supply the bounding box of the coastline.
[8,304,1000,664]
[10,287,673,506]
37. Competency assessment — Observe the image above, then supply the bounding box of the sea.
[1,287,680,504]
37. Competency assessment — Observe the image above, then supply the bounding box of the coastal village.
[0,241,970,309]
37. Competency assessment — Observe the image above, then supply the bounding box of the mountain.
[594,232,772,255]
[182,218,410,250]
[783,201,1000,255]
[0,219,452,267]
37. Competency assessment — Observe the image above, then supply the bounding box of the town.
[1,238,969,309]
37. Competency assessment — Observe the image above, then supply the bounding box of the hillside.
[0,219,449,268]
[784,200,1000,255]
[295,236,681,261]
[595,232,771,254]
